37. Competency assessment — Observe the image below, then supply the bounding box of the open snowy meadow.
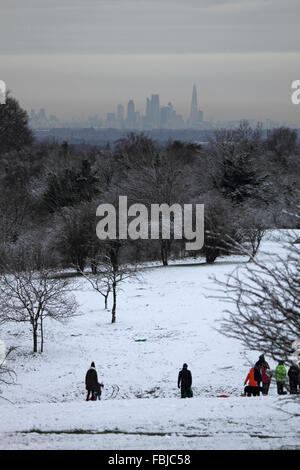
[0,232,299,450]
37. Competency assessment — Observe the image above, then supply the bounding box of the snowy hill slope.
[0,397,299,450]
[0,231,299,449]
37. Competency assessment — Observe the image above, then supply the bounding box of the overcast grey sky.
[0,0,299,122]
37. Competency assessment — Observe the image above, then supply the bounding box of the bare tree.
[243,227,266,260]
[105,262,139,324]
[104,256,140,324]
[113,151,191,266]
[236,205,268,260]
[80,243,140,323]
[79,267,112,310]
[0,269,78,353]
[210,232,300,363]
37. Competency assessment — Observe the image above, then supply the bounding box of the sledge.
[134,339,147,342]
[217,394,230,398]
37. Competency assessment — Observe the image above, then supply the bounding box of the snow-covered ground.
[0,231,299,450]
[1,397,299,450]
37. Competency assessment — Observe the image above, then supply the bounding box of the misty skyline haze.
[0,1,299,126]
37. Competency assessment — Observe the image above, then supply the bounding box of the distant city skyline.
[29,82,289,132]
[1,2,299,127]
[2,52,299,128]
[29,85,203,130]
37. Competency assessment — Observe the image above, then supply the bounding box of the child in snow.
[275,361,287,395]
[261,362,272,396]
[95,382,104,400]
[244,366,261,396]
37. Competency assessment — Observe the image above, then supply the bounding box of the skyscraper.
[189,84,204,127]
[117,104,124,122]
[151,94,160,127]
[127,99,136,127]
[160,102,173,127]
[189,84,198,125]
[146,98,151,119]
[106,112,116,128]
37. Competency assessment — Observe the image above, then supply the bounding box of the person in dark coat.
[178,363,192,398]
[288,364,299,394]
[85,362,98,401]
[254,354,268,396]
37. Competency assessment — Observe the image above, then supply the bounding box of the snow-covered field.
[1,232,299,450]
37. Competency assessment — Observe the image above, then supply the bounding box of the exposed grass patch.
[19,428,213,438]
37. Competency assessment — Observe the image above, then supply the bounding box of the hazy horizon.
[0,1,299,125]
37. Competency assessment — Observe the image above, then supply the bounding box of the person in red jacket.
[244,366,260,396]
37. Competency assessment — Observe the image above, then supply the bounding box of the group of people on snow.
[244,354,300,396]
[85,362,103,401]
[85,356,299,401]
[85,362,193,401]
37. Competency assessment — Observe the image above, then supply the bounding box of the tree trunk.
[33,327,38,353]
[111,281,116,323]
[76,255,86,273]
[91,259,98,275]
[40,317,44,353]
[248,229,265,261]
[206,252,217,264]
[160,240,169,266]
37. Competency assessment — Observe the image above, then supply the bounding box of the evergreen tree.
[0,94,33,154]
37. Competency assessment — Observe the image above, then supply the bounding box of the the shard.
[189,84,198,124]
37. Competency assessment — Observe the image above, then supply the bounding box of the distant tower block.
[190,84,198,124]
[151,94,160,127]
[146,97,151,118]
[189,84,203,126]
[117,104,124,122]
[127,99,136,127]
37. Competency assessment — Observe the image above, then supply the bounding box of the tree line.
[0,94,299,272]
[0,93,299,353]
